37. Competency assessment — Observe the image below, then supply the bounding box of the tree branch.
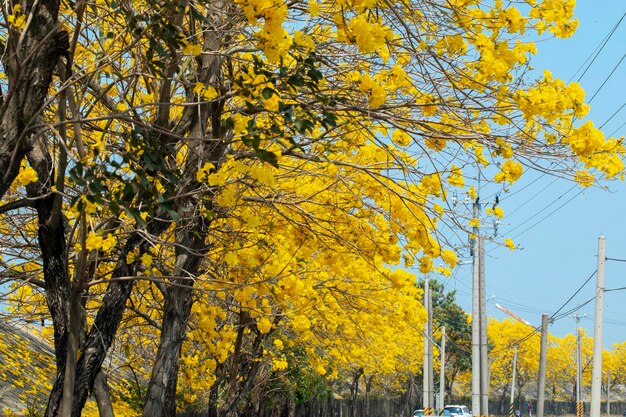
[0,198,37,215]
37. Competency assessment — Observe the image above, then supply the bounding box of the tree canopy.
[0,0,624,415]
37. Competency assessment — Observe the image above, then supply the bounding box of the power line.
[550,270,597,319]
[599,100,626,129]
[605,286,626,292]
[489,270,597,356]
[605,257,626,263]
[498,174,546,202]
[605,318,626,326]
[608,120,626,137]
[569,11,626,83]
[588,53,626,104]
[491,13,626,245]
[504,177,559,218]
[581,314,626,327]
[553,296,595,321]
[510,186,584,240]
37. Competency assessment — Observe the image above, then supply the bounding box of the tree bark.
[93,372,115,417]
[26,138,71,417]
[365,376,373,417]
[65,221,169,417]
[141,15,227,413]
[0,0,72,413]
[207,382,219,417]
[0,0,67,198]
[141,232,203,417]
[350,368,363,417]
[141,278,196,417]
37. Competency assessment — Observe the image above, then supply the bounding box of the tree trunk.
[93,372,115,417]
[142,18,227,413]
[350,368,363,417]
[365,375,373,417]
[26,140,71,417]
[207,382,219,417]
[142,229,205,417]
[141,280,196,417]
[221,325,268,417]
[0,0,67,198]
[226,312,250,417]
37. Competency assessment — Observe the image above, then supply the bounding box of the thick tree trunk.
[93,372,115,417]
[0,0,73,413]
[142,279,196,417]
[0,0,67,198]
[142,226,205,417]
[26,140,71,417]
[142,18,227,412]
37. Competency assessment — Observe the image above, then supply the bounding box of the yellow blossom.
[16,163,38,186]
[257,317,272,334]
[469,217,480,228]
[183,43,202,56]
[391,130,411,147]
[494,160,523,184]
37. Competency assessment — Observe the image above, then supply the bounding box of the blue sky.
[443,0,626,349]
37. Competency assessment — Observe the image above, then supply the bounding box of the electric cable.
[497,174,546,202]
[503,177,559,218]
[550,270,596,319]
[570,11,626,83]
[588,53,626,104]
[608,120,626,137]
[510,186,583,240]
[600,100,626,129]
[605,257,626,263]
[491,11,626,247]
[552,296,595,321]
[489,270,597,356]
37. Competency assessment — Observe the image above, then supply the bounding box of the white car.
[444,405,472,417]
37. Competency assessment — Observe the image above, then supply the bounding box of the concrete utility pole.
[509,347,518,417]
[591,236,606,417]
[575,317,583,417]
[424,279,434,414]
[471,230,481,417]
[606,370,611,416]
[479,236,489,417]
[428,285,435,415]
[440,326,446,414]
[424,279,431,413]
[537,313,549,417]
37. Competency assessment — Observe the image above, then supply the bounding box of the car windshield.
[414,410,424,416]
[447,407,463,414]
[462,407,470,414]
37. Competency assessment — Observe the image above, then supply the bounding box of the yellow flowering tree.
[606,342,626,390]
[488,319,540,399]
[0,0,624,415]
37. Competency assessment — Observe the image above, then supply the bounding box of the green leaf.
[255,149,279,168]
[262,87,275,100]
